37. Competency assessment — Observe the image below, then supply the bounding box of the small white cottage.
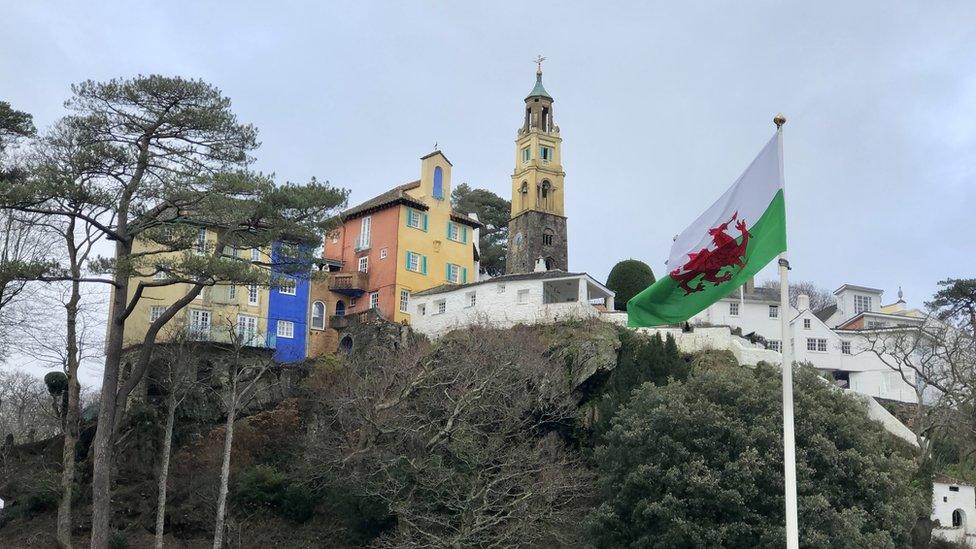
[932,476,976,547]
[409,268,614,339]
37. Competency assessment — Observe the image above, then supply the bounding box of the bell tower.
[506,56,568,274]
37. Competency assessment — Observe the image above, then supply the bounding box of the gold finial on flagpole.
[774,113,786,129]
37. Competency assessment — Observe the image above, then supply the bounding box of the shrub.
[605,259,655,311]
[587,364,925,547]
[231,464,321,523]
[43,371,68,396]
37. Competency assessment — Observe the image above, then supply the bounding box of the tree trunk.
[212,399,237,549]
[90,238,131,549]
[154,390,178,549]
[57,220,82,549]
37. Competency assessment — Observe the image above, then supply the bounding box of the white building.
[409,270,614,339]
[932,476,976,547]
[692,282,924,403]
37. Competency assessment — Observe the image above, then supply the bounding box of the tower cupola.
[522,56,557,134]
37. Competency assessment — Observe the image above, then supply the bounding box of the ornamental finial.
[534,54,546,75]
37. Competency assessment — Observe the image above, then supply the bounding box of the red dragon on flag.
[669,212,751,295]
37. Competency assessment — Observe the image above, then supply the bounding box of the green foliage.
[0,100,35,151]
[928,278,976,329]
[43,371,69,396]
[605,259,655,311]
[587,364,924,548]
[451,183,510,276]
[108,531,130,549]
[231,465,321,523]
[592,330,686,441]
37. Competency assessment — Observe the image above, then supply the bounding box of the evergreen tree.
[451,183,510,276]
[605,259,655,311]
[587,364,925,547]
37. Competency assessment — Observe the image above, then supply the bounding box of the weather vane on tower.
[534,54,546,75]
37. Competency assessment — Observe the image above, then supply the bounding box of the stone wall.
[506,210,568,274]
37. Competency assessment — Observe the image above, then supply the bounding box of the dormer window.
[854,295,872,314]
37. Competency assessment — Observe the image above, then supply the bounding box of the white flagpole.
[775,113,799,548]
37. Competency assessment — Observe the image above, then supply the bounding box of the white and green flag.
[628,132,787,326]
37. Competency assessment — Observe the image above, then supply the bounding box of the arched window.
[540,180,552,209]
[544,257,554,270]
[335,300,346,317]
[311,301,325,329]
[543,228,554,246]
[433,166,444,200]
[953,508,965,528]
[520,181,528,209]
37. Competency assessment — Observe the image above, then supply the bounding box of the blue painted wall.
[268,242,311,363]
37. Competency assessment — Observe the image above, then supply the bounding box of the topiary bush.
[605,259,655,311]
[43,371,68,396]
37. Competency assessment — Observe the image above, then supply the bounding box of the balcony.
[329,308,380,330]
[187,327,277,349]
[329,271,368,297]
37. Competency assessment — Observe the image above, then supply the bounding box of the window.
[729,302,739,316]
[417,303,426,316]
[399,290,410,313]
[769,305,779,318]
[279,277,297,295]
[359,256,369,274]
[806,338,827,352]
[194,227,207,254]
[406,251,427,273]
[227,285,237,300]
[188,309,210,338]
[540,146,552,162]
[867,320,885,329]
[854,294,872,314]
[841,341,851,355]
[335,300,346,316]
[248,284,259,306]
[237,315,258,343]
[369,291,379,309]
[803,318,811,329]
[406,208,426,230]
[447,222,462,242]
[447,263,462,284]
[767,340,782,352]
[517,289,529,304]
[149,305,166,322]
[466,292,476,308]
[434,299,446,314]
[521,146,530,162]
[311,301,325,329]
[380,247,388,259]
[358,216,372,250]
[277,320,294,339]
[497,283,506,293]
[542,229,554,246]
[433,166,444,199]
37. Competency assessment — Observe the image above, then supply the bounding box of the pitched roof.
[814,304,837,322]
[413,270,598,297]
[527,74,552,100]
[342,180,425,220]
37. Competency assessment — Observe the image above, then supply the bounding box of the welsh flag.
[628,132,787,326]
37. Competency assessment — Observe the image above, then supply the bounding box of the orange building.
[323,150,481,324]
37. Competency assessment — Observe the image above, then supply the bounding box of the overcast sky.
[2,1,974,385]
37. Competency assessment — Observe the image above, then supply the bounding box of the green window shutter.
[405,252,412,271]
[421,255,428,275]
[446,222,452,239]
[422,214,428,232]
[462,226,468,243]
[446,263,451,281]
[462,267,468,283]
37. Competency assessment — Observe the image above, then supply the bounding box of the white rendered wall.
[691,298,798,343]
[932,482,976,547]
[410,277,601,339]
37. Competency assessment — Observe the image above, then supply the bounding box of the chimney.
[534,256,547,272]
[744,276,755,294]
[797,294,810,312]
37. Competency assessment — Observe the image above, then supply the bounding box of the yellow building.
[322,151,481,324]
[121,228,274,349]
